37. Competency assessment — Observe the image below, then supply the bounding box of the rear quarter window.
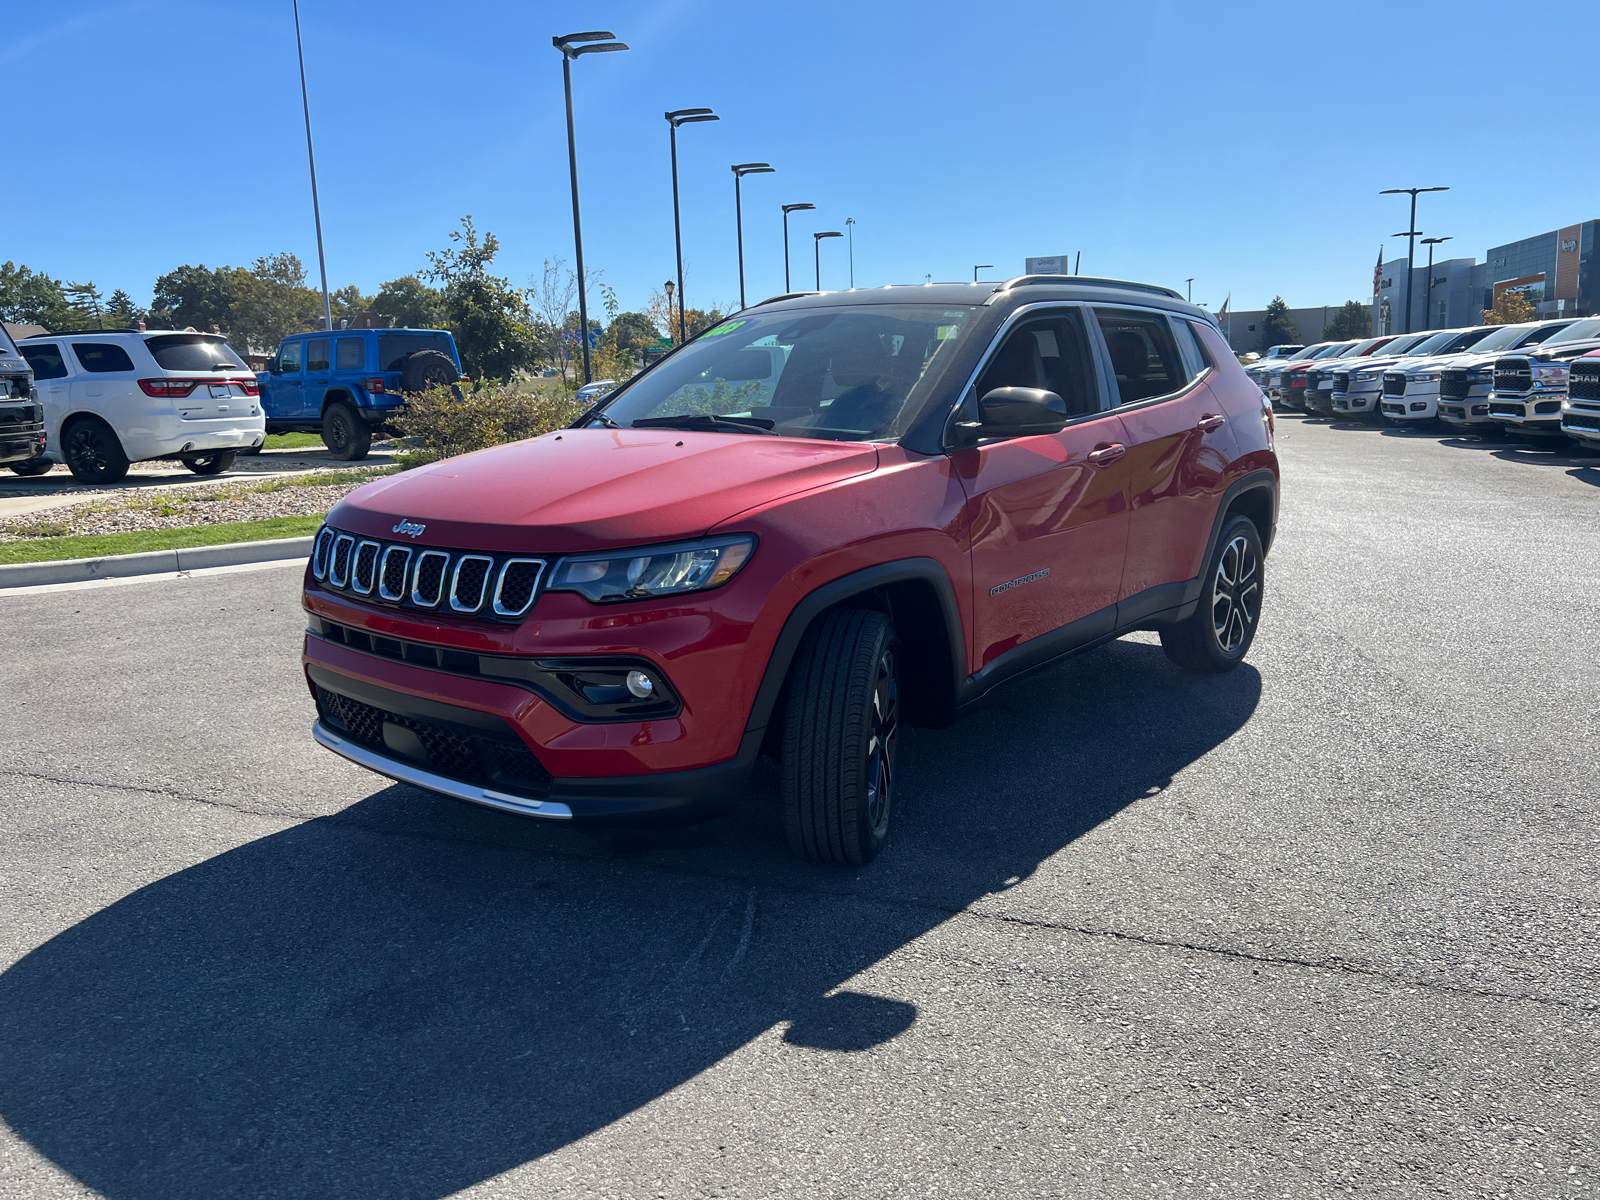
[145,335,249,372]
[377,332,453,371]
[335,337,366,370]
[71,343,137,373]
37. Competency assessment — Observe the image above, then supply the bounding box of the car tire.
[62,418,130,484]
[399,350,460,394]
[8,459,53,477]
[182,450,237,475]
[1159,514,1264,674]
[780,608,901,866]
[321,401,371,461]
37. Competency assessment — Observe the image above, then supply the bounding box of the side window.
[974,309,1097,417]
[20,343,69,380]
[279,341,304,373]
[1094,309,1186,404]
[1173,319,1214,376]
[335,337,366,370]
[71,342,136,373]
[307,339,330,372]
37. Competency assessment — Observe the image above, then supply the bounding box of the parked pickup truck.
[257,328,463,460]
[1561,352,1600,447]
[0,324,48,472]
[1486,316,1600,447]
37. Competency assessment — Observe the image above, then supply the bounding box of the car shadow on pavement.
[0,639,1259,1200]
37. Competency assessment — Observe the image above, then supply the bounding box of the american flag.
[1373,247,1384,298]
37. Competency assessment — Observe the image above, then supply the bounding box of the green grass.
[0,515,324,565]
[262,432,325,449]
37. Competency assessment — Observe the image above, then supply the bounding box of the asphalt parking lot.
[1,416,1596,1200]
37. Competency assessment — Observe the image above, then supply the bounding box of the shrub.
[389,381,584,468]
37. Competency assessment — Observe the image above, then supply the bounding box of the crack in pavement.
[6,766,1595,1019]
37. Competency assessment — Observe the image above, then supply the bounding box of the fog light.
[626,670,655,699]
[1410,402,1427,411]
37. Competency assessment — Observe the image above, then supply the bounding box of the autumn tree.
[1482,289,1537,325]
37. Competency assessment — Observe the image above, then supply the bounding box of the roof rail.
[995,275,1185,301]
[19,327,147,338]
[749,291,820,308]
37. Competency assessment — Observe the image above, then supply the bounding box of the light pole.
[731,162,775,310]
[666,107,719,344]
[845,217,856,287]
[1186,277,1194,302]
[554,30,628,384]
[973,264,993,282]
[782,203,815,292]
[1421,236,1452,331]
[291,0,331,332]
[1380,186,1448,333]
[814,231,842,290]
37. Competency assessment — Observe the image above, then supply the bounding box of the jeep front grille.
[1440,369,1471,400]
[311,525,546,622]
[1383,372,1407,396]
[1569,363,1600,401]
[1492,359,1533,396]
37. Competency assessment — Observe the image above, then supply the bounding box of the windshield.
[1544,317,1600,345]
[1301,344,1340,359]
[591,305,978,442]
[0,325,17,356]
[146,335,249,372]
[1461,325,1533,355]
[1378,334,1429,355]
[1403,332,1456,355]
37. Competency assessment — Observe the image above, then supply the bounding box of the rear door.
[304,337,331,419]
[67,341,137,430]
[957,305,1133,669]
[18,342,71,451]
[1092,308,1236,606]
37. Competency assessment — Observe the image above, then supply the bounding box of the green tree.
[423,216,538,381]
[151,263,235,331]
[372,275,444,329]
[106,288,145,327]
[605,311,660,355]
[63,282,104,327]
[1321,300,1372,341]
[1258,296,1299,350]
[0,261,77,328]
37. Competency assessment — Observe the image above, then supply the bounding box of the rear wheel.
[780,609,901,866]
[321,401,371,461]
[8,459,53,477]
[1160,514,1263,673]
[62,418,130,484]
[182,449,237,475]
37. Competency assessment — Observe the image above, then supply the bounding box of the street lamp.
[973,264,993,282]
[731,163,775,310]
[291,0,331,331]
[1186,277,1195,302]
[1380,186,1449,333]
[666,107,720,344]
[845,217,856,287]
[782,203,815,292]
[554,30,628,384]
[1421,236,1452,331]
[814,231,842,290]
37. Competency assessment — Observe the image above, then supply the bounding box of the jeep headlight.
[547,535,755,603]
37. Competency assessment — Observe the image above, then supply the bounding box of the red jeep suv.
[303,277,1278,864]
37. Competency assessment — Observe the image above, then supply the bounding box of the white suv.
[17,330,266,483]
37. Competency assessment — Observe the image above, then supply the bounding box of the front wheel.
[780,609,901,866]
[1160,514,1264,673]
[321,401,371,461]
[182,450,237,475]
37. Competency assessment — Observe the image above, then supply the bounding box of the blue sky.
[9,0,1599,318]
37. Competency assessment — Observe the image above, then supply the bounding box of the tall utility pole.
[782,203,815,292]
[1421,236,1452,331]
[292,0,331,332]
[732,163,775,309]
[666,108,719,343]
[555,31,629,384]
[1186,278,1195,302]
[845,217,856,287]
[1380,186,1449,333]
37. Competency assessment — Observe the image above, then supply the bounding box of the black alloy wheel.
[321,401,371,461]
[1159,514,1264,673]
[182,450,237,476]
[781,609,901,866]
[62,419,130,484]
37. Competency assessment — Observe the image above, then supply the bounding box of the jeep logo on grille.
[392,519,426,539]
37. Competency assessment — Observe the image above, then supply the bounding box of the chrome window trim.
[351,540,381,595]
[411,550,449,607]
[327,533,355,588]
[378,545,413,602]
[311,526,335,580]
[492,558,547,618]
[449,554,495,613]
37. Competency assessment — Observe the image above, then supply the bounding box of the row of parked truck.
[1245,317,1600,448]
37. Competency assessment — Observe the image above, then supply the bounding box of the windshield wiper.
[588,410,621,428]
[631,413,776,434]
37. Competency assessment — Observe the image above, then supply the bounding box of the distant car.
[257,328,463,461]
[1485,316,1600,447]
[1326,331,1441,419]
[0,324,47,474]
[575,379,618,403]
[17,329,265,483]
[1426,320,1577,436]
[1561,351,1600,447]
[1264,342,1349,410]
[1304,340,1389,416]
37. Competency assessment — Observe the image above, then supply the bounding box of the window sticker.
[936,325,960,340]
[702,319,748,338]
[1034,330,1060,357]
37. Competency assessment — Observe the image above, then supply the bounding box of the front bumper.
[0,402,46,465]
[1561,400,1600,443]
[1331,387,1381,413]
[1436,387,1493,427]
[1487,393,1566,429]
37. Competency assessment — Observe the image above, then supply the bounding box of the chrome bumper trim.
[312,719,573,820]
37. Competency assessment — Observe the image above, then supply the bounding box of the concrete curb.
[0,535,314,589]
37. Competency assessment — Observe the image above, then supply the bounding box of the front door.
[1093,308,1237,601]
[265,340,304,422]
[956,307,1133,671]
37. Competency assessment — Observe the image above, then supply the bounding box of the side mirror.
[974,387,1069,437]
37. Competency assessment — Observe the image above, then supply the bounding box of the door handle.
[1086,442,1125,465]
[1197,413,1227,432]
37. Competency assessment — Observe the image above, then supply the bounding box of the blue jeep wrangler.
[256,328,462,460]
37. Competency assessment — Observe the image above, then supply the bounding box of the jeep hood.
[328,429,880,552]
